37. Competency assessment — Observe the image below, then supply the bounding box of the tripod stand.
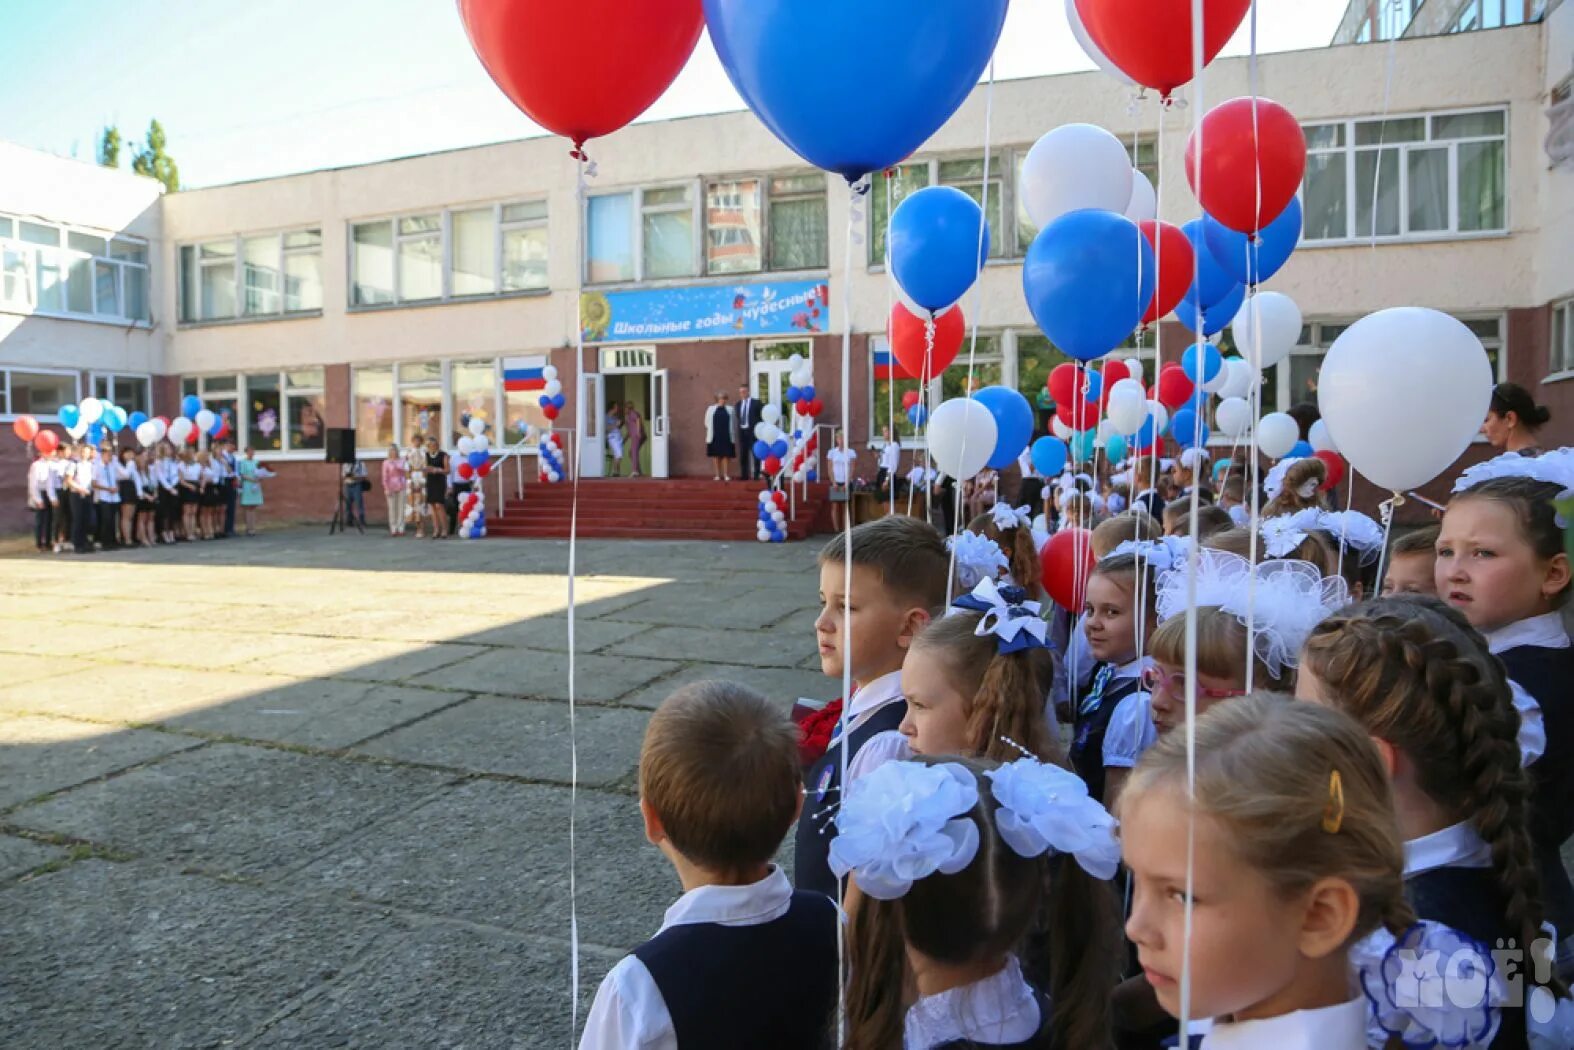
[329,482,365,535]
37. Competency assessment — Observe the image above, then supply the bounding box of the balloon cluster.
[456,417,493,480]
[11,415,57,455]
[458,488,487,539]
[538,431,566,483]
[756,488,788,544]
[538,366,566,421]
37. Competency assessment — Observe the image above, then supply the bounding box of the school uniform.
[1403,822,1528,1050]
[199,464,221,508]
[794,670,909,898]
[1487,613,1574,948]
[1198,996,1367,1049]
[49,456,71,544]
[826,448,855,502]
[93,458,120,548]
[27,457,57,550]
[579,866,837,1050]
[156,459,180,535]
[905,955,1053,1050]
[178,461,202,506]
[66,458,96,552]
[220,449,238,535]
[877,441,901,492]
[1132,488,1163,521]
[133,464,156,527]
[1071,657,1150,804]
[115,460,137,504]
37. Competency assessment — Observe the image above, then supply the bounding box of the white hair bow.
[947,531,1010,590]
[1107,536,1192,572]
[828,761,981,900]
[951,578,1049,654]
[1453,446,1574,494]
[985,757,1120,878]
[991,503,1032,531]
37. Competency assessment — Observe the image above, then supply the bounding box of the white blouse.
[1199,997,1367,1050]
[903,955,1041,1049]
[1103,689,1158,769]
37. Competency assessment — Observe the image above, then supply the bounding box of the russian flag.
[874,348,898,380]
[504,366,547,392]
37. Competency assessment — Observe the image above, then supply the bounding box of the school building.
[2,10,1572,534]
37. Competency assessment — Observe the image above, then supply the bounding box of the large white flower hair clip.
[1452,446,1574,494]
[1263,456,1311,502]
[827,758,1118,900]
[949,578,1049,655]
[948,530,1010,590]
[990,503,1032,531]
[1351,921,1507,1049]
[1259,509,1317,558]
[1107,535,1193,572]
[1155,549,1349,679]
[1317,509,1386,565]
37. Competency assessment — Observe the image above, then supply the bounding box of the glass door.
[750,339,812,430]
[651,369,670,478]
[578,371,604,478]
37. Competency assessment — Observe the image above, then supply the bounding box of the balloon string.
[886,169,897,516]
[1374,492,1403,587]
[567,151,587,1046]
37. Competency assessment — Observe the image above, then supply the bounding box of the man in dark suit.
[735,384,763,481]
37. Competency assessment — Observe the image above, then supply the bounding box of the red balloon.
[1075,0,1250,98]
[34,430,59,455]
[1100,359,1128,389]
[478,462,492,478]
[890,303,966,382]
[1156,366,1194,411]
[1314,450,1346,491]
[1047,363,1081,408]
[763,455,782,476]
[185,426,199,445]
[1185,98,1307,234]
[1040,527,1097,612]
[543,404,560,421]
[458,462,475,480]
[11,415,38,442]
[456,0,704,149]
[806,398,824,418]
[1138,221,1196,325]
[772,491,787,509]
[901,390,921,411]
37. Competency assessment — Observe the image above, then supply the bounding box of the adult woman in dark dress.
[423,436,450,539]
[703,391,734,482]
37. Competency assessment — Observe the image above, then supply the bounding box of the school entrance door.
[749,339,813,434]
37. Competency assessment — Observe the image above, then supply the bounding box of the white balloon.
[787,354,804,369]
[542,365,559,382]
[1051,415,1074,441]
[1064,0,1138,86]
[195,409,216,432]
[1218,359,1255,400]
[1215,397,1252,438]
[468,417,487,437]
[1123,358,1145,386]
[474,433,490,450]
[1146,400,1169,437]
[1257,412,1301,460]
[457,436,476,455]
[1107,395,1147,436]
[1202,363,1231,394]
[928,398,999,480]
[753,422,773,442]
[544,379,563,398]
[168,417,193,445]
[67,420,89,440]
[1319,308,1493,492]
[1309,420,1337,454]
[135,421,158,447]
[1124,171,1157,223]
[761,404,782,425]
[1020,124,1134,230]
[1109,378,1146,406]
[1231,292,1303,370]
[79,397,104,424]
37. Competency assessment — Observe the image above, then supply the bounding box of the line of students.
[25,439,263,553]
[580,445,1574,1049]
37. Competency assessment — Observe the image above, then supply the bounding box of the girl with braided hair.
[1301,595,1564,1046]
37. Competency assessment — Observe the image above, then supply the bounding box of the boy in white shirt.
[26,450,57,552]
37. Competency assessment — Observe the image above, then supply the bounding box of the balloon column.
[756,489,789,544]
[458,488,487,539]
[538,431,567,484]
[538,366,566,421]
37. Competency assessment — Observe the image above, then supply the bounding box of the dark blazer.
[735,397,762,441]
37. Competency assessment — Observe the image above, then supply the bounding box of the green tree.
[130,119,179,193]
[97,125,122,168]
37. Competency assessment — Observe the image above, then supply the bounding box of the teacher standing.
[704,391,735,483]
[734,384,763,481]
[1482,382,1551,456]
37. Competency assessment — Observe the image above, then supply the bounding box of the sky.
[0,0,1350,189]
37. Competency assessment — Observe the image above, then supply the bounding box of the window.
[351,202,548,306]
[768,174,829,271]
[354,361,457,452]
[703,173,829,275]
[0,216,150,323]
[180,228,322,323]
[587,185,698,283]
[869,336,926,444]
[1450,0,1535,32]
[869,163,928,266]
[939,336,1003,403]
[1,368,78,420]
[181,372,319,454]
[286,368,326,451]
[1300,109,1507,243]
[180,374,238,447]
[353,365,395,451]
[1015,334,1072,426]
[399,361,443,446]
[449,360,497,440]
[1553,299,1574,376]
[247,373,282,451]
[705,178,762,274]
[91,373,151,416]
[939,158,1005,260]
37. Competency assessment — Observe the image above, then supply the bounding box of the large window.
[352,360,521,453]
[868,333,1005,445]
[90,373,151,416]
[1301,109,1507,243]
[940,158,1005,260]
[1553,299,1574,376]
[0,367,78,421]
[181,374,239,446]
[704,173,829,275]
[1450,0,1538,33]
[449,360,498,438]
[399,361,443,447]
[0,216,150,323]
[180,228,321,323]
[353,365,395,451]
[179,372,320,454]
[350,201,548,307]
[587,185,699,284]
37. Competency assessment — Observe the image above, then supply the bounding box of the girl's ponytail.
[843,895,908,1050]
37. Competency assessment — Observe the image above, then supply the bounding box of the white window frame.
[0,365,80,422]
[349,358,511,458]
[179,370,326,459]
[347,201,550,310]
[0,214,151,326]
[1300,106,1509,246]
[703,171,831,277]
[179,226,322,325]
[584,181,702,286]
[1550,298,1574,382]
[89,372,153,416]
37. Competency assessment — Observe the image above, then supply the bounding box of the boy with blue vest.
[794,515,949,898]
[580,681,836,1050]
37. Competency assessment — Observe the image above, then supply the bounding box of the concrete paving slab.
[161,680,466,750]
[0,652,79,688]
[288,608,509,645]
[461,615,652,653]
[406,646,681,703]
[606,585,814,629]
[236,637,487,683]
[99,630,306,670]
[0,714,203,811]
[0,834,65,880]
[0,664,300,726]
[9,744,454,879]
[0,623,163,659]
[353,696,648,786]
[602,624,817,669]
[0,860,405,1049]
[617,662,835,710]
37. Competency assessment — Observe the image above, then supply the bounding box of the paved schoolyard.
[0,529,831,1049]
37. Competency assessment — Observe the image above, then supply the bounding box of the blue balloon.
[59,404,80,429]
[807,469,818,483]
[1289,440,1314,458]
[704,0,1009,180]
[1082,372,1103,404]
[753,440,771,460]
[1070,429,1097,463]
[467,451,487,469]
[88,421,104,445]
[1135,413,1158,449]
[1202,197,1303,287]
[1172,409,1211,450]
[888,186,990,311]
[1181,341,1223,385]
[1106,434,1129,463]
[128,411,148,431]
[181,394,203,419]
[786,386,801,403]
[539,394,551,408]
[1030,436,1068,477]
[102,406,127,432]
[206,413,224,436]
[1176,282,1246,337]
[907,404,928,427]
[1023,210,1155,362]
[801,385,815,401]
[1179,219,1238,308]
[972,385,1034,470]
[771,439,789,459]
[552,393,566,410]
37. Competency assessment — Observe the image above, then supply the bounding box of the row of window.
[180,371,327,454]
[350,200,549,307]
[178,230,323,323]
[0,215,150,323]
[0,368,150,420]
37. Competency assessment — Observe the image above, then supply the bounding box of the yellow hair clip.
[1322,769,1345,835]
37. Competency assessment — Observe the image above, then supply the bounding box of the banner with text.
[579,280,830,344]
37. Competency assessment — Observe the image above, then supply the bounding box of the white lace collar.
[1484,612,1571,654]
[1404,821,1492,877]
[1200,996,1367,1050]
[903,955,1041,1049]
